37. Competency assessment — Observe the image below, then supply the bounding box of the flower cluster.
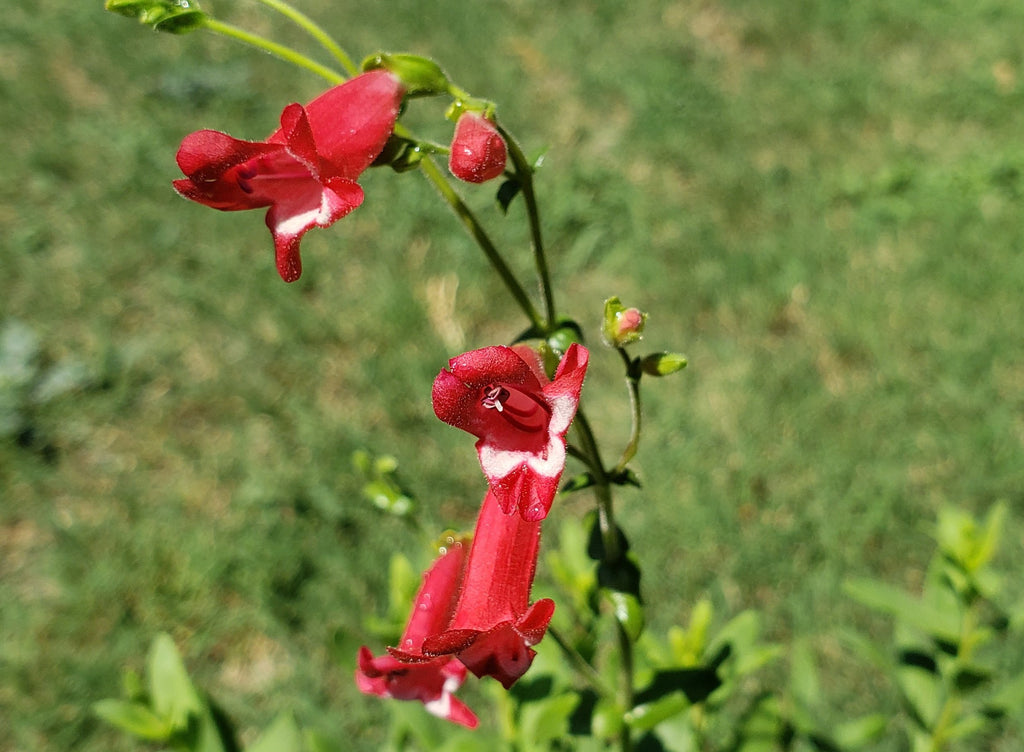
[170,65,585,727]
[357,344,588,725]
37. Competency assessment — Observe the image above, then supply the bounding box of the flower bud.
[448,112,507,184]
[601,296,647,347]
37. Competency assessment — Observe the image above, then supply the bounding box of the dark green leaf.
[496,178,521,213]
[634,667,721,706]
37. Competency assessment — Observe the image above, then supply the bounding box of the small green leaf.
[93,699,172,741]
[496,177,522,213]
[844,578,961,643]
[147,633,201,730]
[831,714,888,748]
[640,352,687,376]
[625,693,690,731]
[602,590,645,641]
[248,712,304,752]
[105,0,206,34]
[519,693,579,746]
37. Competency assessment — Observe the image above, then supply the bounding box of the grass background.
[2,0,1023,749]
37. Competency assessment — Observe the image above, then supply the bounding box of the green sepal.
[640,352,688,376]
[372,136,425,173]
[362,53,449,97]
[105,0,206,34]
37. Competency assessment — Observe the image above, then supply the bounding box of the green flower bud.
[602,296,647,347]
[362,53,449,97]
[640,352,688,376]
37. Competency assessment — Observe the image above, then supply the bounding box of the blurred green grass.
[2,0,1023,749]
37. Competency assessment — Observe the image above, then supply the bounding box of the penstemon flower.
[172,70,405,282]
[448,111,508,184]
[416,489,554,689]
[432,344,589,521]
[355,540,479,728]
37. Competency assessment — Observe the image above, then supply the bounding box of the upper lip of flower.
[432,343,589,520]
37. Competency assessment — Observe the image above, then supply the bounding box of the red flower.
[417,490,554,689]
[448,112,507,183]
[432,344,589,521]
[356,541,479,728]
[173,70,405,282]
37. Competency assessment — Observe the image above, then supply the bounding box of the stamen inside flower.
[481,384,551,434]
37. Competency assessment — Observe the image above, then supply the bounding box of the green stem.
[253,0,359,76]
[499,125,557,329]
[613,348,642,475]
[616,620,635,752]
[572,408,634,751]
[417,156,545,332]
[201,18,345,84]
[547,625,615,700]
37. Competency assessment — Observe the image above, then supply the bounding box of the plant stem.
[573,409,634,752]
[613,348,643,475]
[547,625,615,700]
[417,156,546,332]
[499,125,557,329]
[253,0,359,76]
[201,18,345,84]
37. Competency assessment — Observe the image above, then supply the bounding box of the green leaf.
[844,579,961,643]
[147,633,201,729]
[625,694,690,732]
[496,178,522,213]
[519,693,579,746]
[105,0,206,33]
[92,699,172,741]
[634,667,721,706]
[640,352,687,376]
[602,590,645,641]
[896,663,943,730]
[248,712,304,752]
[832,714,888,748]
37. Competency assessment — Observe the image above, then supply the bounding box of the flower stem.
[200,18,345,84]
[613,348,643,475]
[499,125,557,329]
[547,625,615,700]
[253,0,359,77]
[417,156,546,332]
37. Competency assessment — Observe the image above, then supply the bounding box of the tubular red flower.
[355,540,479,728]
[432,344,589,521]
[173,70,405,282]
[419,490,554,689]
[448,112,507,183]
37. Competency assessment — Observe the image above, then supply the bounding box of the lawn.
[2,1,1023,750]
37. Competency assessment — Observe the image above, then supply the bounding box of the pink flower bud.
[448,112,507,183]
